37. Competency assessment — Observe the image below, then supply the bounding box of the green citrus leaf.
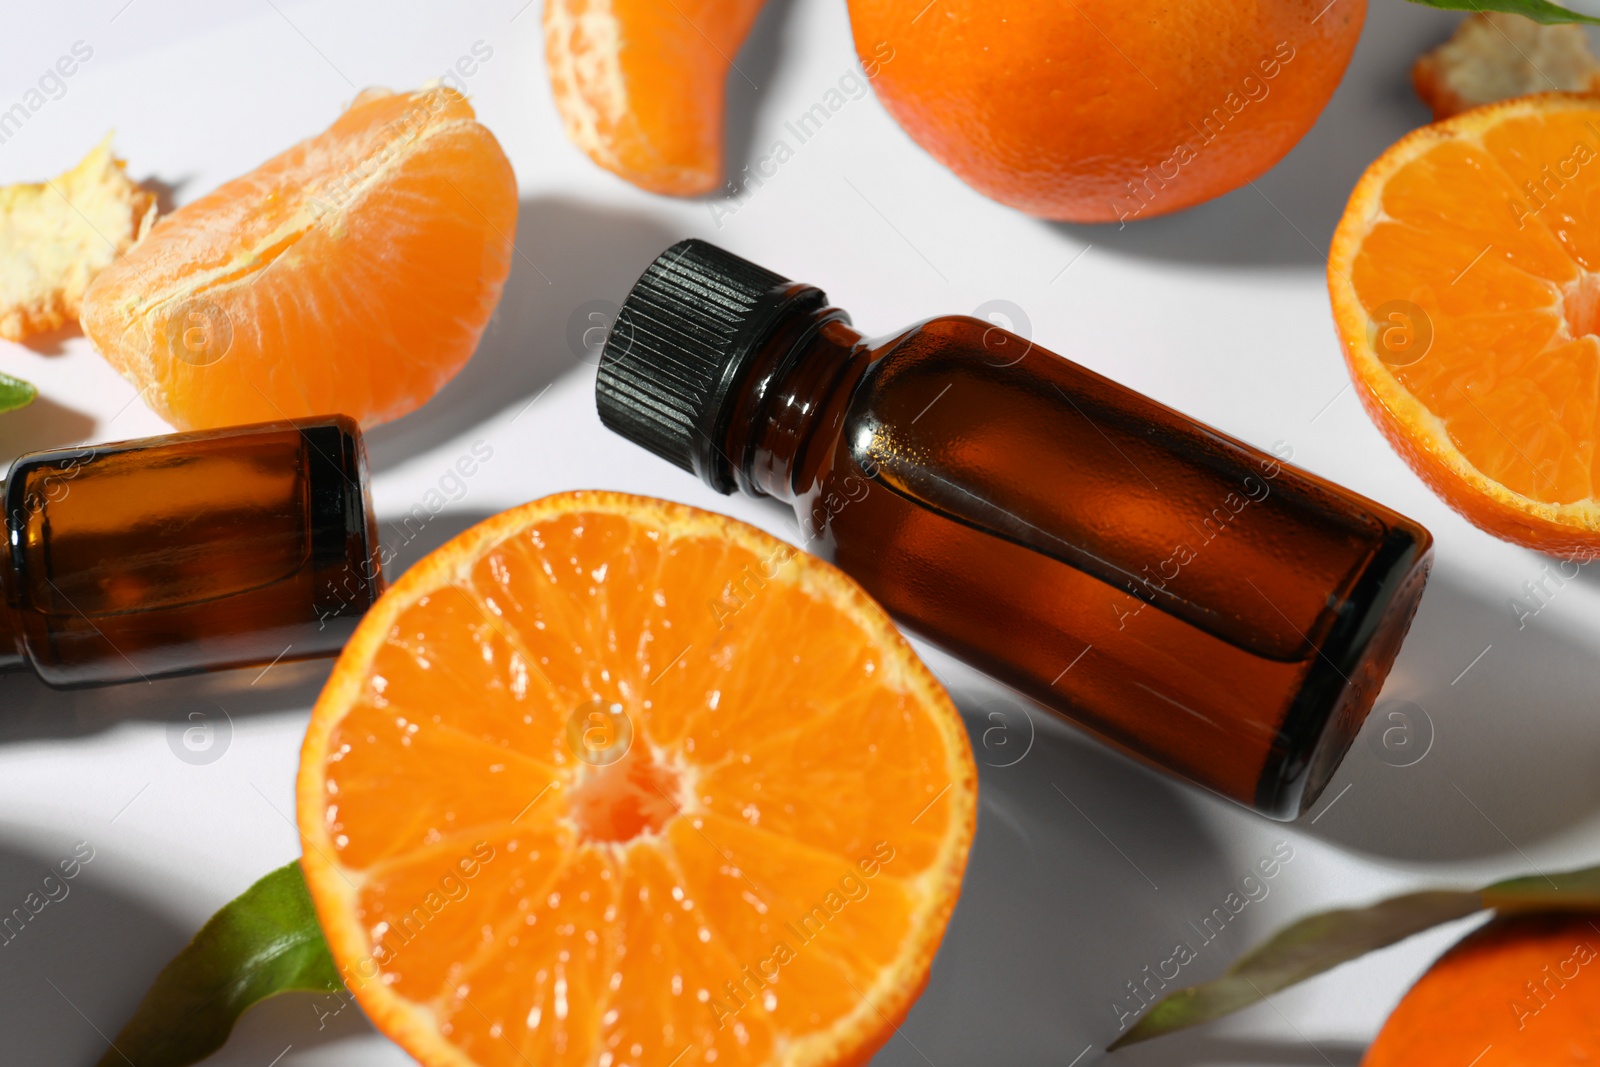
[1404,0,1600,25]
[1484,864,1600,911]
[1108,862,1600,1049]
[96,861,342,1067]
[1108,890,1483,1049]
[0,371,36,413]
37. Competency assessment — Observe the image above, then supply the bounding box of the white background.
[2,1,1599,1064]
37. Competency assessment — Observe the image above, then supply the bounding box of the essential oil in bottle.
[2,416,383,688]
[596,240,1433,820]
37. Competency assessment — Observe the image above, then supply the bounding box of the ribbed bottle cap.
[596,239,821,493]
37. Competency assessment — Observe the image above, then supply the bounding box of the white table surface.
[3,2,1599,1064]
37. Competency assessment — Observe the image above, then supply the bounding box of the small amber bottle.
[597,240,1433,819]
[1,416,383,688]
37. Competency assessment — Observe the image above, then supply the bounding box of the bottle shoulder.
[864,312,1036,380]
[850,313,1042,415]
[866,314,998,361]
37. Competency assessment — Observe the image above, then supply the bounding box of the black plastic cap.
[597,239,817,493]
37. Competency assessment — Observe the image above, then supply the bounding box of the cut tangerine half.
[80,86,516,430]
[1329,93,1600,554]
[296,492,977,1067]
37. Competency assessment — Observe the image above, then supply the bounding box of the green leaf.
[1108,891,1483,1049]
[97,861,343,1067]
[0,371,36,413]
[1404,0,1600,25]
[1485,864,1600,911]
[1108,862,1600,1049]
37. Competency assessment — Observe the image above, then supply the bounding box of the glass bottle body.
[730,314,1432,818]
[2,417,382,688]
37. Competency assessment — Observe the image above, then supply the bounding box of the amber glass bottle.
[597,240,1433,819]
[1,417,383,688]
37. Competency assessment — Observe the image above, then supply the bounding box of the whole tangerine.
[1364,912,1600,1065]
[847,0,1367,222]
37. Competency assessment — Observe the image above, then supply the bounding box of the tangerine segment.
[1329,93,1600,553]
[1363,912,1600,1065]
[79,87,516,431]
[297,492,977,1067]
[544,0,768,196]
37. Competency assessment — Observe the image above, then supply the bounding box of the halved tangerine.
[1330,92,1600,554]
[296,491,977,1067]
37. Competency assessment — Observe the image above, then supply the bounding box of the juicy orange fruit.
[846,0,1365,222]
[544,0,767,196]
[297,492,977,1067]
[1330,93,1600,554]
[80,86,515,430]
[1364,912,1600,1064]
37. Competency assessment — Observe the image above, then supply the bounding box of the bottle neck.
[718,303,869,502]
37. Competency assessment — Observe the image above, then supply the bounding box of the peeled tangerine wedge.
[1329,93,1600,555]
[297,492,977,1067]
[80,87,516,430]
[545,0,767,195]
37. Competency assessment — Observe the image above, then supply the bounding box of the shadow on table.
[875,690,1292,1064]
[14,321,82,357]
[1302,560,1600,863]
[0,394,96,467]
[364,195,678,471]
[0,657,334,746]
[203,985,378,1066]
[1107,1036,1366,1066]
[723,0,801,190]
[0,508,498,745]
[0,832,370,1065]
[373,507,500,582]
[0,834,184,1065]
[1048,0,1444,268]
[1562,551,1600,593]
